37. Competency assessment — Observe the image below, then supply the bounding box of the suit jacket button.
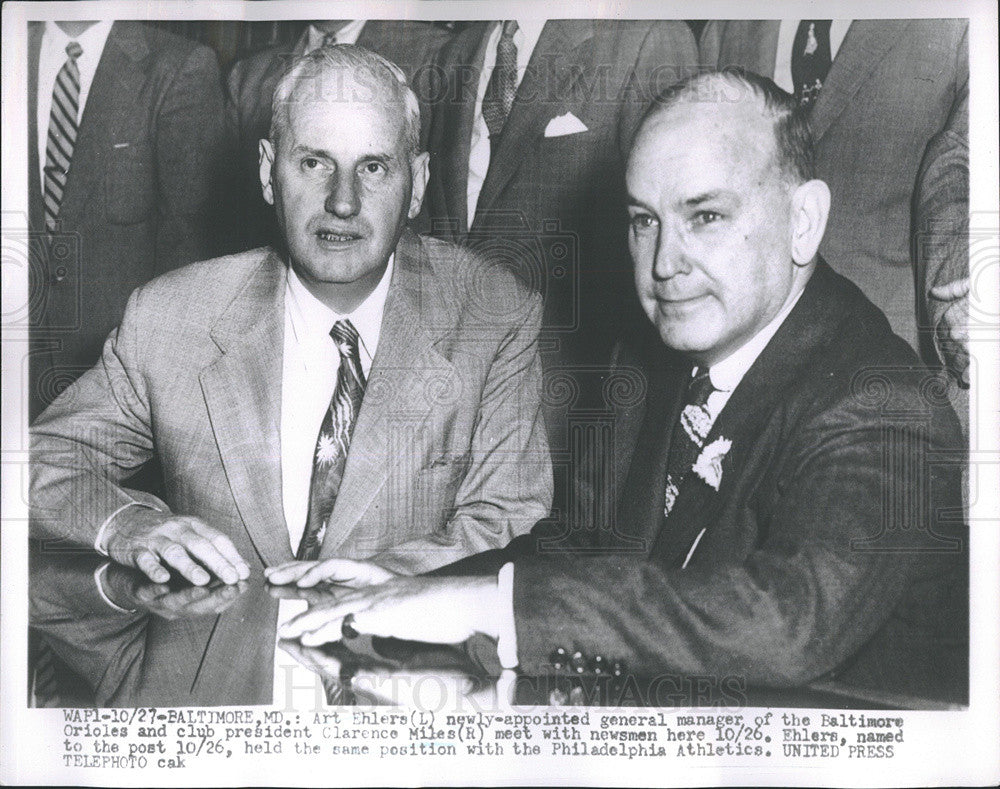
[611,660,625,677]
[570,651,587,674]
[590,655,606,674]
[548,647,567,670]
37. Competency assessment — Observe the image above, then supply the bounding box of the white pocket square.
[544,112,588,138]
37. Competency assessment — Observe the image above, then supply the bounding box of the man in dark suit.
[275,70,967,703]
[423,20,698,454]
[27,21,228,420]
[225,20,451,251]
[700,20,970,396]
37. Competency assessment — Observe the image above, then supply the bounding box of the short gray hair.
[270,44,421,158]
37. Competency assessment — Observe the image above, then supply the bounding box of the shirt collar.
[706,285,806,393]
[285,254,394,361]
[306,20,366,52]
[44,20,113,61]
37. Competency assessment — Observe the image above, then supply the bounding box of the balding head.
[625,70,830,366]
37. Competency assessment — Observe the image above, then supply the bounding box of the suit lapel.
[616,344,691,553]
[200,251,290,565]
[434,23,491,236]
[809,20,913,142]
[318,232,456,558]
[474,21,595,220]
[58,22,149,224]
[653,264,845,565]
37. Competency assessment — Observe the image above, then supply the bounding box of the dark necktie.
[791,20,832,109]
[481,20,519,145]
[44,40,83,231]
[297,319,367,560]
[663,369,716,519]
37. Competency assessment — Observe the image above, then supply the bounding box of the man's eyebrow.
[683,190,737,207]
[626,193,656,211]
[287,145,399,164]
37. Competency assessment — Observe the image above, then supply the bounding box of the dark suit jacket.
[224,22,452,252]
[27,21,228,421]
[700,20,969,361]
[424,21,698,387]
[501,262,967,702]
[31,231,551,576]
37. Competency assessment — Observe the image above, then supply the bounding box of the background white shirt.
[280,258,393,551]
[773,20,853,94]
[36,20,114,184]
[466,19,547,227]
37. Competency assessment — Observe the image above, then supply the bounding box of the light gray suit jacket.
[701,20,969,360]
[30,231,552,574]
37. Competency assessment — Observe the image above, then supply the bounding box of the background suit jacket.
[700,20,969,362]
[30,231,552,575]
[424,21,698,396]
[224,21,452,252]
[27,21,229,419]
[503,262,967,702]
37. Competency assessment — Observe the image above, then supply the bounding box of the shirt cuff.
[93,563,138,613]
[495,562,519,670]
[93,502,161,556]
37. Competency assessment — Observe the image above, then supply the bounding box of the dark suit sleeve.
[509,385,962,686]
[153,43,229,270]
[30,286,168,548]
[913,23,969,372]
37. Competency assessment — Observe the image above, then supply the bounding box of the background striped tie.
[44,40,83,231]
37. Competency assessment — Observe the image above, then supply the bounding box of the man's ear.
[408,151,430,220]
[790,178,831,266]
[259,139,276,206]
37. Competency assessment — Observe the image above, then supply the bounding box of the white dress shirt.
[773,20,853,94]
[466,19,547,228]
[304,20,366,53]
[496,282,808,667]
[37,20,114,184]
[281,257,393,551]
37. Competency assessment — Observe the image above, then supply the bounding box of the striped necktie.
[663,368,716,518]
[297,319,368,560]
[44,40,83,231]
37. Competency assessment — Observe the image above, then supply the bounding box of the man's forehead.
[630,100,778,186]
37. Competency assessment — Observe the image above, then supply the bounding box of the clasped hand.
[266,559,499,646]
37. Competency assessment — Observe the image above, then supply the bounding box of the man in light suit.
[27,21,228,420]
[424,21,698,451]
[31,46,551,584]
[276,71,967,703]
[225,20,451,252]
[699,19,970,395]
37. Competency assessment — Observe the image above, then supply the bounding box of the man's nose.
[653,224,691,280]
[324,169,361,218]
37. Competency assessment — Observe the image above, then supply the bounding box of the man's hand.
[264,558,397,588]
[276,576,499,646]
[929,276,971,388]
[105,508,251,586]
